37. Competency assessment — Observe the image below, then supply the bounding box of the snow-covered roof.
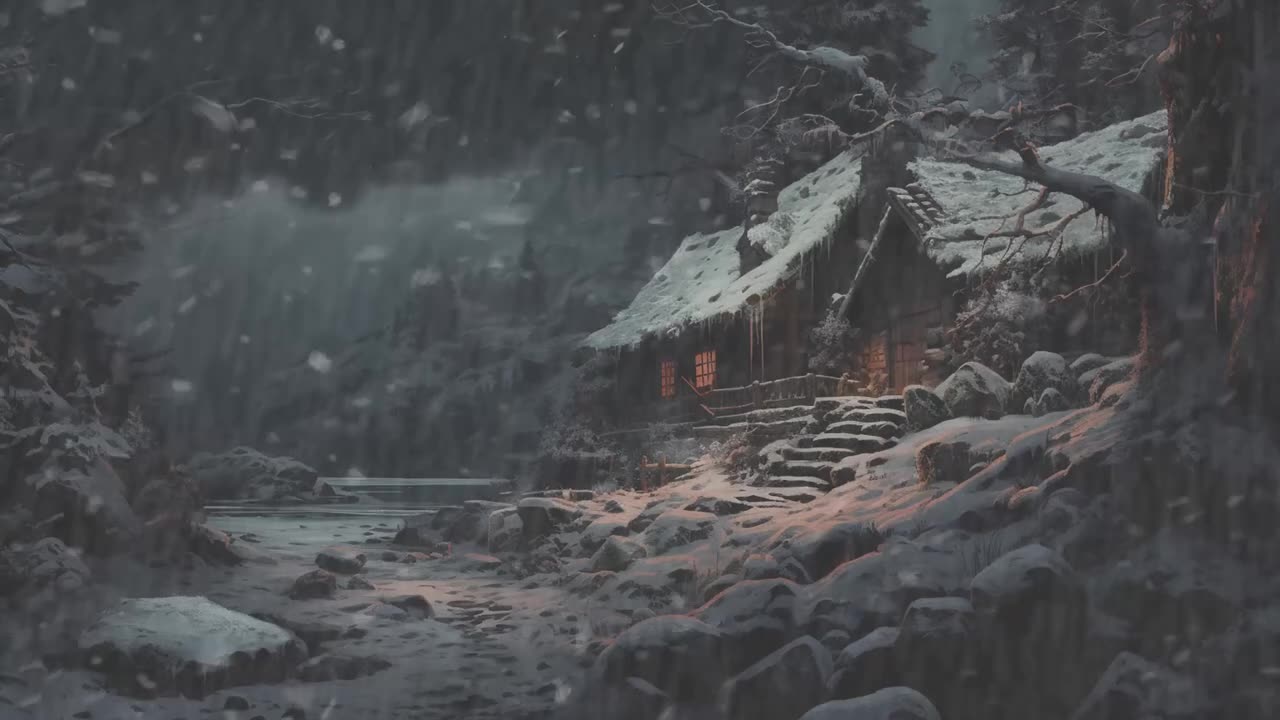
[909,110,1167,278]
[584,149,863,350]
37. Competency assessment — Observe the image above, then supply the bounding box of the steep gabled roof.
[903,110,1168,278]
[584,148,864,350]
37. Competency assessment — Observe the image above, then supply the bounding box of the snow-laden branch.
[662,1,889,109]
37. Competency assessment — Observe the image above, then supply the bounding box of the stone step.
[824,420,902,440]
[835,407,908,426]
[809,433,896,454]
[875,395,905,411]
[759,475,830,491]
[764,487,822,504]
[780,446,858,463]
[692,417,813,441]
[701,404,815,427]
[768,460,833,481]
[813,396,875,414]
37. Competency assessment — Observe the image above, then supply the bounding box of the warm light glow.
[695,350,717,390]
[660,359,676,399]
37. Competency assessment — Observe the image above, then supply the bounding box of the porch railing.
[701,373,845,416]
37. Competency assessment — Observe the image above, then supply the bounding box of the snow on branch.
[659,1,889,110]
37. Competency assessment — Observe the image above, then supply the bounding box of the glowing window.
[660,359,676,399]
[694,350,717,390]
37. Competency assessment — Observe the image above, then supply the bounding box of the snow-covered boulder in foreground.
[640,509,718,555]
[288,569,337,599]
[579,518,629,553]
[1069,353,1109,376]
[1012,351,1079,410]
[829,627,899,700]
[799,686,941,720]
[693,578,801,672]
[185,447,317,501]
[591,535,647,573]
[970,544,1089,717]
[594,615,727,701]
[903,385,950,432]
[721,635,833,720]
[894,597,977,715]
[79,596,307,697]
[935,362,1012,419]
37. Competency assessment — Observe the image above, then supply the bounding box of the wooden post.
[806,372,816,402]
[751,381,762,409]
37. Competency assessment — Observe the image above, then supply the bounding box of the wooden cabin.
[583,147,867,426]
[840,110,1169,387]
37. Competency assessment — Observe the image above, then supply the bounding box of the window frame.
[659,358,677,399]
[694,349,717,390]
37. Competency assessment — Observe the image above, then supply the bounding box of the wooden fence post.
[806,373,816,402]
[751,381,762,409]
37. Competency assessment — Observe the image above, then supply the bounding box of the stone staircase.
[688,394,908,507]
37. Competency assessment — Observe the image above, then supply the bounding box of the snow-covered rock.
[517,496,582,538]
[893,597,977,716]
[594,615,727,701]
[640,509,718,555]
[315,547,366,574]
[969,544,1089,716]
[78,596,307,697]
[1069,353,1109,376]
[693,578,801,672]
[764,522,885,583]
[798,687,941,720]
[1012,351,1079,409]
[903,385,950,432]
[935,362,1012,419]
[914,440,974,486]
[829,627,899,700]
[579,518,629,553]
[31,457,140,553]
[591,535,648,573]
[1038,387,1070,414]
[187,523,254,566]
[1068,652,1210,720]
[721,635,833,720]
[486,506,524,551]
[288,569,338,600]
[185,447,317,501]
[1078,357,1135,404]
[685,496,753,516]
[0,536,90,598]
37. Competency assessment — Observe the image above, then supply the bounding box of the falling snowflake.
[170,379,194,394]
[307,351,333,373]
[315,25,333,44]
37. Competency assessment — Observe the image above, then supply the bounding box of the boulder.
[915,440,973,486]
[579,518,630,553]
[346,575,374,590]
[721,636,834,720]
[0,536,90,598]
[798,687,942,720]
[969,544,1089,717]
[894,597,977,716]
[604,499,626,514]
[903,385,950,433]
[1078,357,1135,404]
[517,496,582,539]
[184,447,317,501]
[1068,652,1209,720]
[685,496,753,516]
[741,554,783,581]
[187,524,252,566]
[1038,387,1070,413]
[486,506,524,552]
[562,675,671,720]
[1011,351,1078,409]
[693,578,801,672]
[297,654,392,682]
[935,362,1012,419]
[591,536,648,573]
[594,615,727,701]
[78,596,307,698]
[640,510,718,555]
[828,627,899,700]
[1069,353,1110,376]
[767,522,886,584]
[288,569,338,600]
[31,458,140,553]
[628,501,679,533]
[702,574,742,604]
[315,547,366,574]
